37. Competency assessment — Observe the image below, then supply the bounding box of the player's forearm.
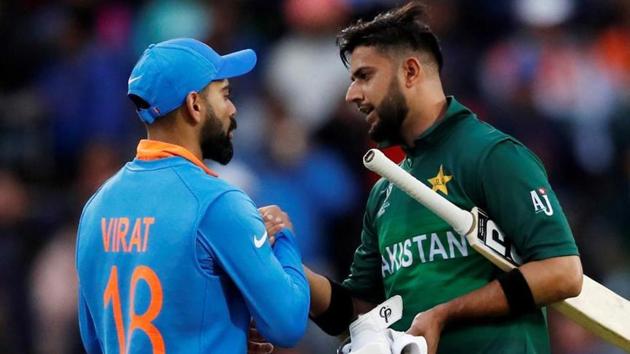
[245,230,310,346]
[436,279,511,325]
[519,255,583,305]
[304,266,332,317]
[407,279,512,341]
[437,255,583,325]
[305,266,366,336]
[304,266,374,317]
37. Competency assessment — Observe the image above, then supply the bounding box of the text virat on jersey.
[101,217,155,253]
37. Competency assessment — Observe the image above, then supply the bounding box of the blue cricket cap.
[127,38,257,124]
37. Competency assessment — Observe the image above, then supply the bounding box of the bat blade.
[468,208,630,350]
[363,148,630,351]
[467,207,522,271]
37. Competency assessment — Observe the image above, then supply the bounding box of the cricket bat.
[363,148,630,352]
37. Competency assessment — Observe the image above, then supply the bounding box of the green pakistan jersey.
[343,97,579,354]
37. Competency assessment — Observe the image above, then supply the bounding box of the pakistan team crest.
[428,164,452,195]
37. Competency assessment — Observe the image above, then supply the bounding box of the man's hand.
[248,322,274,354]
[406,306,448,354]
[259,205,293,246]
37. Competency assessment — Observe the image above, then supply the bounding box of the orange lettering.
[112,218,118,252]
[128,266,165,353]
[129,218,143,253]
[103,217,154,253]
[117,217,129,253]
[113,218,119,252]
[101,218,115,252]
[103,265,165,353]
[142,217,155,252]
[103,266,125,354]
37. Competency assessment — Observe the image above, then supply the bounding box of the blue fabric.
[76,156,309,353]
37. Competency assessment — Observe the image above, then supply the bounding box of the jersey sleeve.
[78,290,102,354]
[477,140,579,262]
[342,190,385,304]
[77,197,103,354]
[198,190,309,347]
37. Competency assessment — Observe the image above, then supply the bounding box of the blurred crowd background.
[0,0,629,353]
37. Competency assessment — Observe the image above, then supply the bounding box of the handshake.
[338,296,427,354]
[256,206,429,354]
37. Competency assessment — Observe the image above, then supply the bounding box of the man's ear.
[401,56,423,88]
[184,91,203,124]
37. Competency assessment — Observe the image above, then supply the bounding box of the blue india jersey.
[76,140,309,353]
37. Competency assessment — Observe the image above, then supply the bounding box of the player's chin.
[368,125,386,143]
[367,120,379,138]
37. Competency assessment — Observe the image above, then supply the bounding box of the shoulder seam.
[171,167,211,280]
[172,167,242,279]
[171,167,202,205]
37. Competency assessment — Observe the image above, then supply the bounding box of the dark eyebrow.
[222,83,231,94]
[351,66,372,81]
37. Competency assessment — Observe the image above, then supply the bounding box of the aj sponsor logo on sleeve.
[530,188,554,216]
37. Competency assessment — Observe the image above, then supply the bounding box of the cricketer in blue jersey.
[76,38,310,354]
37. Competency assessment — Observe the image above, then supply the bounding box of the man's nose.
[345,81,363,104]
[229,100,237,117]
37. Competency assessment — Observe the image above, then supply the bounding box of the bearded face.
[200,105,237,165]
[369,76,409,145]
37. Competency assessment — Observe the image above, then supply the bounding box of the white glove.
[389,329,428,354]
[348,295,403,351]
[349,342,392,354]
[341,329,428,354]
[341,295,427,354]
[348,315,391,354]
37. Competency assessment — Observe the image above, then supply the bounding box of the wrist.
[432,303,451,330]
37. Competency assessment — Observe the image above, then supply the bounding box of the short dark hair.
[336,2,443,71]
[129,83,213,125]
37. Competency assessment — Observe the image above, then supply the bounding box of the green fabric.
[342,97,578,354]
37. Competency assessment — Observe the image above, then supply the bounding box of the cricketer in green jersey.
[262,2,583,354]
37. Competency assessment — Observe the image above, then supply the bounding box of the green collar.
[400,96,473,156]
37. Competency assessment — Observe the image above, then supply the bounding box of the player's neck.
[146,129,203,161]
[401,87,447,148]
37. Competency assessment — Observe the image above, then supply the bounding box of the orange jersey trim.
[136,139,218,177]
